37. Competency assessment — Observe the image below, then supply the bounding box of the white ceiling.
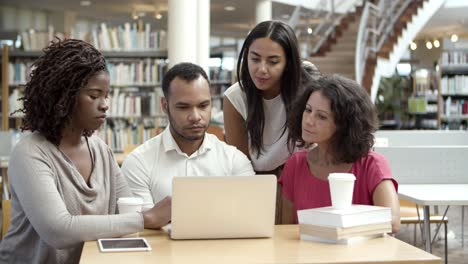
[417,1,468,40]
[1,0,468,40]
[0,0,295,38]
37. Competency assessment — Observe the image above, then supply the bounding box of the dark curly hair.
[237,20,302,156]
[287,75,378,163]
[18,38,107,145]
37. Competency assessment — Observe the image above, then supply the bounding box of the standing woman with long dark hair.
[223,20,303,175]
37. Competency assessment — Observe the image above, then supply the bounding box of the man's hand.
[142,196,172,229]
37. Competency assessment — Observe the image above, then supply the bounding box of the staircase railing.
[311,0,363,54]
[355,0,413,86]
[290,0,362,56]
[309,0,362,55]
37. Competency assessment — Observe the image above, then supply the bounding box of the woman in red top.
[278,75,400,233]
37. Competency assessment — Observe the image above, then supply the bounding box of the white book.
[145,23,151,50]
[48,25,54,43]
[91,29,100,50]
[29,29,37,50]
[299,222,391,240]
[297,205,391,228]
[111,28,120,50]
[8,64,14,83]
[117,93,126,117]
[139,32,146,50]
[124,23,132,50]
[159,30,167,50]
[100,23,111,51]
[117,26,124,51]
[300,233,385,245]
[135,96,141,116]
[131,23,138,50]
[111,88,120,117]
[125,96,131,116]
[21,32,30,51]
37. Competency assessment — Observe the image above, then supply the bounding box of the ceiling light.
[224,6,236,11]
[433,39,440,48]
[133,15,139,20]
[426,41,433,50]
[307,27,313,34]
[410,42,417,50]
[155,13,162,20]
[281,14,290,19]
[451,34,458,42]
[80,1,91,6]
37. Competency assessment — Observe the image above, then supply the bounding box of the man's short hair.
[162,62,210,99]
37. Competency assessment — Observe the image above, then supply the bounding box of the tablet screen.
[98,238,151,252]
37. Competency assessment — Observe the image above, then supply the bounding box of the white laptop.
[170,175,277,239]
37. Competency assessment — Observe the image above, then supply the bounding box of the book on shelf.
[20,27,64,51]
[299,233,385,245]
[9,89,24,117]
[96,120,162,152]
[107,59,166,86]
[19,22,167,51]
[8,62,35,85]
[87,22,166,51]
[297,205,392,228]
[299,222,391,241]
[441,75,468,95]
[441,51,468,65]
[441,97,468,117]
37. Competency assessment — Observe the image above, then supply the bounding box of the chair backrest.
[374,130,468,147]
[0,131,12,158]
[374,146,468,184]
[2,199,11,238]
[207,125,224,141]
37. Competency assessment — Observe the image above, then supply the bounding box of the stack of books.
[297,205,392,244]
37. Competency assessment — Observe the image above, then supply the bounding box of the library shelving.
[1,46,233,153]
[1,46,169,152]
[439,39,468,130]
[406,69,438,129]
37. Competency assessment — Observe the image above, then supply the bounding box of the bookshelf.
[408,69,439,129]
[1,46,233,153]
[1,47,169,152]
[439,39,468,130]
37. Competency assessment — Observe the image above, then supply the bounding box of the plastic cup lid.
[117,197,144,205]
[328,173,356,181]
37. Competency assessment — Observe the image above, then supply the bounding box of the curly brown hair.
[288,75,378,163]
[18,38,107,145]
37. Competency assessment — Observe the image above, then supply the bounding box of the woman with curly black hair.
[0,39,169,264]
[278,75,400,233]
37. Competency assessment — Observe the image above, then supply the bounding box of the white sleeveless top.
[224,82,290,171]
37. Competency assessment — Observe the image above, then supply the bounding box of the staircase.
[305,0,445,102]
[308,9,361,80]
[368,0,445,101]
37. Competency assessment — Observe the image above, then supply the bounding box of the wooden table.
[80,225,440,264]
[399,184,468,252]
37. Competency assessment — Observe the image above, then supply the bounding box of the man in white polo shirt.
[121,62,254,227]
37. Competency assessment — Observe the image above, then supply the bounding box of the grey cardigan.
[0,133,143,264]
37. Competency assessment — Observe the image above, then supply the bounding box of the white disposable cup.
[117,197,144,214]
[328,173,356,209]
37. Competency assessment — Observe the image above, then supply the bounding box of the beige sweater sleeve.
[7,135,144,249]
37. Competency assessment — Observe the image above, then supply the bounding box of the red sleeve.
[278,154,297,202]
[366,151,398,195]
